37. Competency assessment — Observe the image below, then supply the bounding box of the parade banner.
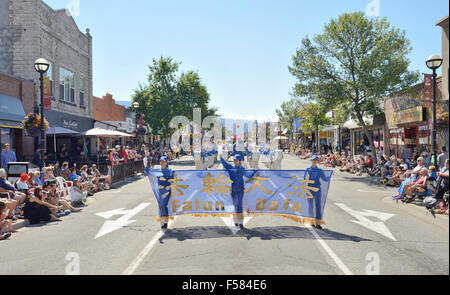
[145,168,333,224]
[294,118,304,133]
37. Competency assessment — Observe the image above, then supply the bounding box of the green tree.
[276,98,304,133]
[132,56,217,139]
[176,71,218,121]
[289,12,418,162]
[298,103,331,151]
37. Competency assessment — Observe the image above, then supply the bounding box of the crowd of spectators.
[0,140,179,241]
[293,145,449,216]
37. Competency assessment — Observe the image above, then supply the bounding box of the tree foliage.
[298,103,331,132]
[276,98,304,132]
[289,12,419,161]
[132,57,218,138]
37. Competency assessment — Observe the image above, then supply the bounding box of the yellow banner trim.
[155,213,326,225]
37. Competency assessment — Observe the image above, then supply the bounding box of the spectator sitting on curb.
[0,169,26,217]
[80,165,99,195]
[393,157,426,200]
[0,202,15,239]
[26,171,38,189]
[22,187,61,224]
[91,164,112,189]
[43,180,81,213]
[61,162,70,181]
[70,179,88,207]
[16,173,31,192]
[34,171,42,186]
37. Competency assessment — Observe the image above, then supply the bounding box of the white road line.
[305,224,353,275]
[123,217,177,275]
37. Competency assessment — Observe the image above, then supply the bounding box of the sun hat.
[20,173,30,182]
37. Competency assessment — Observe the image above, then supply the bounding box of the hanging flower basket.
[26,127,42,137]
[22,113,50,137]
[437,112,449,125]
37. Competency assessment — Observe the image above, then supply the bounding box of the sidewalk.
[10,173,146,232]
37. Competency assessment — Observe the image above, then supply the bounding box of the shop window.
[418,125,430,155]
[1,128,16,150]
[397,128,404,159]
[59,67,75,103]
[389,129,397,158]
[79,76,85,106]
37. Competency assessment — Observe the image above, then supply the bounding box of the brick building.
[0,72,35,163]
[93,93,125,122]
[0,0,94,161]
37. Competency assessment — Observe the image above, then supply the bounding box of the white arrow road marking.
[96,208,126,219]
[123,217,178,275]
[335,203,396,241]
[95,203,151,239]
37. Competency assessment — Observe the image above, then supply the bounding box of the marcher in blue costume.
[233,143,246,162]
[305,155,331,229]
[144,156,173,230]
[220,154,256,230]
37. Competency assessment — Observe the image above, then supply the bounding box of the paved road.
[0,154,448,275]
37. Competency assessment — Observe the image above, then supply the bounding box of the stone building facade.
[0,0,93,161]
[0,0,93,119]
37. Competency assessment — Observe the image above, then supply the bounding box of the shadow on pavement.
[159,225,370,243]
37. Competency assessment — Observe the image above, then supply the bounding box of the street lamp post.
[132,102,140,147]
[426,54,443,166]
[34,58,50,171]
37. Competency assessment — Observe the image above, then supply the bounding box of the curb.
[12,219,29,231]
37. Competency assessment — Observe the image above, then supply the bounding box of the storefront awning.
[322,125,335,132]
[0,94,26,129]
[342,117,373,129]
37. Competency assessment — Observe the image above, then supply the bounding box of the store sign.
[423,74,433,108]
[392,106,424,126]
[63,119,79,130]
[43,77,51,111]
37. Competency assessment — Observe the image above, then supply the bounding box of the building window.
[59,67,75,103]
[79,76,85,106]
[46,62,54,97]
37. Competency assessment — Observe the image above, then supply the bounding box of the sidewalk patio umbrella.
[78,128,133,166]
[274,136,289,140]
[45,126,79,160]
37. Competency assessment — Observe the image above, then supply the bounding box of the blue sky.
[44,0,448,122]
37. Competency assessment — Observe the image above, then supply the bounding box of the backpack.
[423,197,438,210]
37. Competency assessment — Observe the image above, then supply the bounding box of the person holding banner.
[233,142,246,163]
[220,154,256,230]
[305,155,331,230]
[145,156,174,230]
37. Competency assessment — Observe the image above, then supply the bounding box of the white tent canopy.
[79,128,132,137]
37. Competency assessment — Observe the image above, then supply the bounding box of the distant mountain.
[116,101,131,108]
